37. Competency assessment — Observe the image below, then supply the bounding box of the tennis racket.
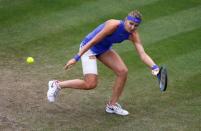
[157,66,168,92]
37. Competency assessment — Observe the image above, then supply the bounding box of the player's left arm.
[129,31,159,75]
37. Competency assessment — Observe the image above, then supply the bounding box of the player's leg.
[58,74,97,90]
[97,49,129,115]
[58,49,98,90]
[47,49,98,102]
[98,49,128,105]
[47,76,97,102]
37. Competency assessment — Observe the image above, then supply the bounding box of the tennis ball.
[26,57,34,64]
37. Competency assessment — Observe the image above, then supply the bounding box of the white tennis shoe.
[47,80,60,102]
[105,103,129,116]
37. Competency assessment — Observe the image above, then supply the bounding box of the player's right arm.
[129,31,159,75]
[64,20,120,70]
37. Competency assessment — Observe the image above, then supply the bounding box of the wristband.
[151,65,159,70]
[73,54,81,62]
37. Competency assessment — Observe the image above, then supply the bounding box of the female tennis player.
[47,10,160,116]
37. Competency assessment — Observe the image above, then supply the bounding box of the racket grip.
[157,73,161,81]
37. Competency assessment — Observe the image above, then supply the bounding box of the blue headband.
[127,16,141,24]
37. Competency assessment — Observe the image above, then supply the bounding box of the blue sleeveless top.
[81,20,131,55]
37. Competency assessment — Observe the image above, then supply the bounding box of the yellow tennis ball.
[26,57,34,64]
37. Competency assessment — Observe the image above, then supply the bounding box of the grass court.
[0,0,201,130]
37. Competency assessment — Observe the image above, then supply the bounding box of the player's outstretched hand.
[64,58,76,70]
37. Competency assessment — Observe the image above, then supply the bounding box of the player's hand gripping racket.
[157,66,168,92]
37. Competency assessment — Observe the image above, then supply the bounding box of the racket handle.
[157,73,161,81]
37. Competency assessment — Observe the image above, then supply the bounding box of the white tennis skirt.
[80,45,98,75]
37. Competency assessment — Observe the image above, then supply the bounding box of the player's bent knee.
[117,68,128,77]
[83,74,98,90]
[84,82,97,90]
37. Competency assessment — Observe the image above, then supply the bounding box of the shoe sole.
[47,81,55,102]
[105,107,129,116]
[48,81,54,89]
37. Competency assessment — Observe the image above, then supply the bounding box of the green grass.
[0,0,201,130]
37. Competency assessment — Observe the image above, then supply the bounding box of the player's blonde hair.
[126,10,142,20]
